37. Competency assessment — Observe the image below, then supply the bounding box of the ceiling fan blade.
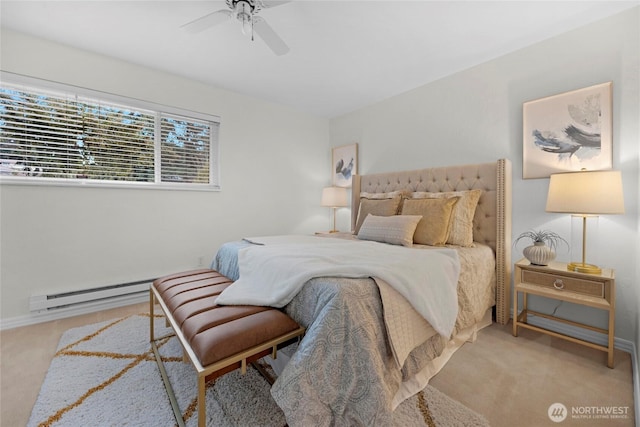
[259,1,292,9]
[253,16,289,56]
[181,9,232,34]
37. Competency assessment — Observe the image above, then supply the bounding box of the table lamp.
[321,186,348,233]
[545,170,624,274]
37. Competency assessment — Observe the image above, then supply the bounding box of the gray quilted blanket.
[212,239,493,427]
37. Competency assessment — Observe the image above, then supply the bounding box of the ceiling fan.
[182,0,291,56]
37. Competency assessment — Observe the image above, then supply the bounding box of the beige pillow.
[359,191,405,200]
[411,189,482,247]
[354,192,403,234]
[401,197,459,246]
[357,214,422,247]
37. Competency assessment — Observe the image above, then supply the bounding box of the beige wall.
[0,30,331,321]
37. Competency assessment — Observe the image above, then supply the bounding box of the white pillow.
[357,214,422,247]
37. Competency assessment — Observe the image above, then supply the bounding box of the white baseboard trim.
[0,293,149,330]
[631,341,639,427]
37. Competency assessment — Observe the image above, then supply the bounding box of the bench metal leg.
[150,286,186,427]
[198,376,206,427]
[151,339,186,427]
[149,288,155,342]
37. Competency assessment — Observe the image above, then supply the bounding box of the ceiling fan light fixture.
[183,0,290,55]
[234,1,254,37]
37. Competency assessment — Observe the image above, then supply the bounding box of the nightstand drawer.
[521,270,604,298]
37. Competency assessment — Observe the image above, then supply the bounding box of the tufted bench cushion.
[150,269,305,427]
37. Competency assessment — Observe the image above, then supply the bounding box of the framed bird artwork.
[332,143,358,187]
[522,82,612,179]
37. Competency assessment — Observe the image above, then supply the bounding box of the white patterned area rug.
[28,314,489,427]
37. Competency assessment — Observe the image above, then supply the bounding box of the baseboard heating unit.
[29,279,153,313]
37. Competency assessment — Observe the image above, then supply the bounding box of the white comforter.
[215,235,460,338]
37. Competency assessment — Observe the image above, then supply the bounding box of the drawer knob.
[553,279,564,290]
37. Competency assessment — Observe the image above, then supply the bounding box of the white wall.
[1,9,638,348]
[331,8,640,343]
[0,30,331,321]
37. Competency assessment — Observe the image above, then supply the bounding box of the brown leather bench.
[149,269,305,427]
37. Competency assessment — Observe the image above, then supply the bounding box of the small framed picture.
[332,143,358,187]
[523,82,612,179]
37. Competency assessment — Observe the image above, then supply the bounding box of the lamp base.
[567,262,602,275]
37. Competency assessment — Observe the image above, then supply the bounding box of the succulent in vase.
[514,230,568,266]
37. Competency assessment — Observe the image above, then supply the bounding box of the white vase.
[523,242,556,266]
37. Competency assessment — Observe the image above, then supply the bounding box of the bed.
[212,159,512,427]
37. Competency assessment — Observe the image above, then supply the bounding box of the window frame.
[0,72,221,192]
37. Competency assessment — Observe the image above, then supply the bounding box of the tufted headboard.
[351,159,512,325]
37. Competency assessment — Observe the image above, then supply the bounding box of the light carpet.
[28,313,489,427]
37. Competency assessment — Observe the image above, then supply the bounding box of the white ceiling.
[1,1,637,118]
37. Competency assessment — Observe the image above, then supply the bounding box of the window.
[0,74,220,190]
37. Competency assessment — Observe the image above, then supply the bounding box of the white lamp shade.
[546,170,624,215]
[321,186,348,208]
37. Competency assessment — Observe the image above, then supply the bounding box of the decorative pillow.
[354,191,403,234]
[410,189,482,247]
[359,191,405,200]
[357,214,422,247]
[401,197,459,246]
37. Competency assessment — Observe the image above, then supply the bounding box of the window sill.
[0,176,221,192]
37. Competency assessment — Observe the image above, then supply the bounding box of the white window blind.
[160,114,214,184]
[0,76,220,190]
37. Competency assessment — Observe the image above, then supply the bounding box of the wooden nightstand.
[512,259,615,368]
